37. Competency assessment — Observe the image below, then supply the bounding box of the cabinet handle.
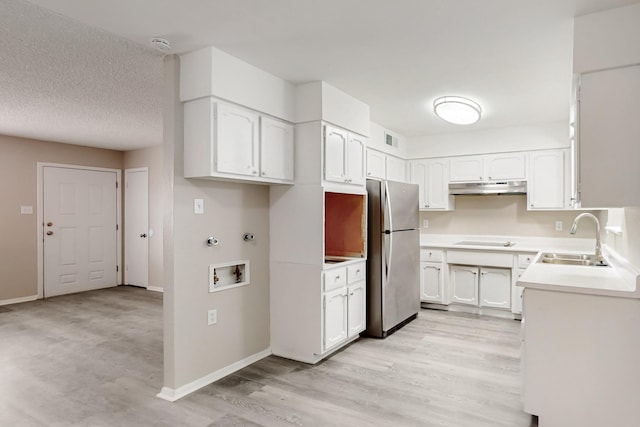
[367,172,371,176]
[436,268,441,271]
[335,276,340,280]
[356,269,360,274]
[472,271,477,275]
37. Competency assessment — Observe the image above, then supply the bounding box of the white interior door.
[125,168,149,288]
[43,167,117,297]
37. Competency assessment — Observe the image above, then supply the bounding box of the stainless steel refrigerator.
[366,179,420,338]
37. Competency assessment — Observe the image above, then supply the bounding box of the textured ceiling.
[2,0,639,150]
[0,0,163,150]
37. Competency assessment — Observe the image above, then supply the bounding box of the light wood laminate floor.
[0,286,536,426]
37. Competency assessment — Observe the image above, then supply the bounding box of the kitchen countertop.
[420,233,640,299]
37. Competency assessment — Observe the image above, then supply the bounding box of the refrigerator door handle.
[384,180,393,233]
[384,232,393,280]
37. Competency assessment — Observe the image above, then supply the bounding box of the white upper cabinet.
[450,153,525,182]
[324,126,348,183]
[409,159,452,210]
[324,125,366,187]
[579,66,640,207]
[346,134,366,185]
[528,149,566,210]
[183,98,294,184]
[366,149,406,182]
[386,155,406,182]
[216,103,260,177]
[366,150,386,179]
[449,156,484,182]
[260,116,294,181]
[485,153,526,181]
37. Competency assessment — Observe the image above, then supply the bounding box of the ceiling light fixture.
[433,96,482,125]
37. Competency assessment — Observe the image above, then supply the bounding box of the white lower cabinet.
[479,268,511,309]
[450,265,479,305]
[347,281,366,338]
[420,262,443,303]
[322,262,366,352]
[323,287,348,351]
[450,265,511,310]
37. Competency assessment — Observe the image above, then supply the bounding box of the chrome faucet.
[570,213,603,263]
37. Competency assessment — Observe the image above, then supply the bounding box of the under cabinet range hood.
[448,180,527,195]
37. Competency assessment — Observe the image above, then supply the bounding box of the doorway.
[40,165,120,297]
[124,168,149,288]
[37,162,122,298]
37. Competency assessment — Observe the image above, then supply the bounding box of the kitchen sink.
[538,253,609,267]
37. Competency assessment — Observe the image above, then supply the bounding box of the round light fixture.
[433,96,482,125]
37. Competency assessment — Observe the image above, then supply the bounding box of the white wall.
[162,55,270,394]
[368,122,409,158]
[406,122,569,159]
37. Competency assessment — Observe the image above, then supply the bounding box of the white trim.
[37,163,122,298]
[0,295,39,307]
[146,286,164,293]
[156,348,271,402]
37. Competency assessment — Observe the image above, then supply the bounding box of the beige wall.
[420,195,599,238]
[124,146,164,289]
[0,135,123,302]
[163,55,270,391]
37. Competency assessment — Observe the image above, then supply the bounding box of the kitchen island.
[518,249,640,427]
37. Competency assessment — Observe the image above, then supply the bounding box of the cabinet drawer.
[421,248,443,262]
[518,253,536,268]
[347,262,366,284]
[324,267,347,291]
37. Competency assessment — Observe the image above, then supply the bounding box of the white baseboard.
[0,295,39,307]
[146,286,164,293]
[156,348,271,402]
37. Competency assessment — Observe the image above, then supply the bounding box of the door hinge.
[116,224,119,231]
[116,265,119,272]
[116,181,118,189]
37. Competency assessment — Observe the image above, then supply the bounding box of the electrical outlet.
[207,309,217,325]
[423,219,429,229]
[555,221,563,231]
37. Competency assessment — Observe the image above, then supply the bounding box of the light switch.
[194,198,204,214]
[423,219,429,229]
[555,221,563,231]
[207,309,217,325]
[20,206,33,215]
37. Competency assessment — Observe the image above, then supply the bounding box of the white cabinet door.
[260,116,294,181]
[347,281,366,338]
[513,269,525,315]
[409,160,429,209]
[450,265,478,305]
[420,262,443,303]
[323,287,348,351]
[579,65,640,207]
[480,267,511,309]
[528,150,565,209]
[216,103,260,176]
[426,158,449,209]
[346,133,366,185]
[449,156,484,182]
[386,156,406,182]
[324,125,348,183]
[485,153,526,181]
[366,150,386,179]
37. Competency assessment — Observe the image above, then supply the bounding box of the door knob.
[46,222,53,227]
[46,231,53,236]
[140,233,147,238]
